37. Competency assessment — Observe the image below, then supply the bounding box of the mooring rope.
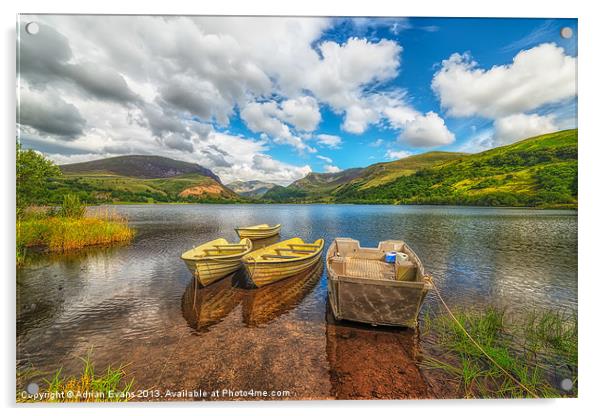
[427,276,540,398]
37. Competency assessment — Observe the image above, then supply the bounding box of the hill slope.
[336,129,577,207]
[61,155,221,182]
[264,130,577,208]
[263,151,466,202]
[51,155,239,203]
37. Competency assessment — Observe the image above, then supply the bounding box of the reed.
[18,355,134,402]
[17,207,134,259]
[421,306,577,398]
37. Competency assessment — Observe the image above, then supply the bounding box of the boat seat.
[276,248,315,253]
[288,243,321,249]
[261,254,301,259]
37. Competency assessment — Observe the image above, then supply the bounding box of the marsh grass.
[17,355,134,403]
[421,306,577,398]
[17,206,134,262]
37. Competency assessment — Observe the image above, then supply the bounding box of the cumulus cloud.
[240,101,316,152]
[432,43,576,118]
[493,113,558,144]
[324,165,342,173]
[18,87,86,139]
[315,134,342,148]
[385,150,413,160]
[279,96,321,131]
[399,112,455,147]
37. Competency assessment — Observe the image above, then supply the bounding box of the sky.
[17,16,578,185]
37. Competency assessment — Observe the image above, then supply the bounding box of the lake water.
[17,204,578,400]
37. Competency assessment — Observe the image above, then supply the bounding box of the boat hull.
[243,252,323,287]
[183,257,244,286]
[236,224,281,240]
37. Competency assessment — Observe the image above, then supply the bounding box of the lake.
[16,204,578,400]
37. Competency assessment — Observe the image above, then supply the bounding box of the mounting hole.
[25,22,39,35]
[560,27,573,39]
[560,378,573,391]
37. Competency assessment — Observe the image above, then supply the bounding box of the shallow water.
[17,204,577,400]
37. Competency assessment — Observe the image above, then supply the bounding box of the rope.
[427,276,540,398]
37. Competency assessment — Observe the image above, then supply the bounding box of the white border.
[3,1,600,415]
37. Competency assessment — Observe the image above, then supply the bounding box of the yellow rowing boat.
[181,238,252,286]
[242,237,324,287]
[235,223,281,240]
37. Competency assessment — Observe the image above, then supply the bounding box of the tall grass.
[421,306,577,398]
[17,206,134,261]
[18,355,134,402]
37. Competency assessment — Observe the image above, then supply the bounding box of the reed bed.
[421,307,577,398]
[17,207,134,259]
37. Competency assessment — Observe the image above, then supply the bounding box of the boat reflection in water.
[325,304,434,400]
[242,261,323,327]
[181,275,243,333]
[181,259,322,331]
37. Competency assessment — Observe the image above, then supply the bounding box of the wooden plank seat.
[260,254,301,259]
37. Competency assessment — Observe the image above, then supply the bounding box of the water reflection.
[181,276,243,333]
[325,305,432,399]
[242,262,323,327]
[181,262,323,332]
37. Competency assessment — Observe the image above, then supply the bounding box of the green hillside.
[44,155,240,204]
[46,173,240,204]
[265,129,578,208]
[263,151,467,202]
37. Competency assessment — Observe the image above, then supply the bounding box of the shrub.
[58,194,86,219]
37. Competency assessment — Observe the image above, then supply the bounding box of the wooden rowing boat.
[181,238,252,286]
[242,237,324,287]
[326,238,432,328]
[235,223,281,240]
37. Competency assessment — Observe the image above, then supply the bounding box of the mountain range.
[44,129,577,208]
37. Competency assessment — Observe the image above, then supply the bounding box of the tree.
[16,141,61,216]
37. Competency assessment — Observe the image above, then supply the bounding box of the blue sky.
[18,16,577,184]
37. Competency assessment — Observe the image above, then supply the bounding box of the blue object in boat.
[385,251,398,263]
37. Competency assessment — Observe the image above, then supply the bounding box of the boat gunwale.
[325,238,430,285]
[242,238,324,265]
[235,223,281,232]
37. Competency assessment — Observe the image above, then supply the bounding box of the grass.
[421,306,577,398]
[17,207,134,262]
[17,354,134,403]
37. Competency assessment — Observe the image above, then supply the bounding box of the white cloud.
[240,101,316,152]
[385,150,413,160]
[493,113,558,145]
[369,139,385,147]
[315,134,342,148]
[324,164,342,173]
[432,43,577,119]
[316,155,333,163]
[399,112,455,147]
[279,96,321,131]
[460,113,560,153]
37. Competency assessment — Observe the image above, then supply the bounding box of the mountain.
[264,129,578,208]
[50,155,239,204]
[60,155,221,183]
[227,180,277,197]
[263,151,466,202]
